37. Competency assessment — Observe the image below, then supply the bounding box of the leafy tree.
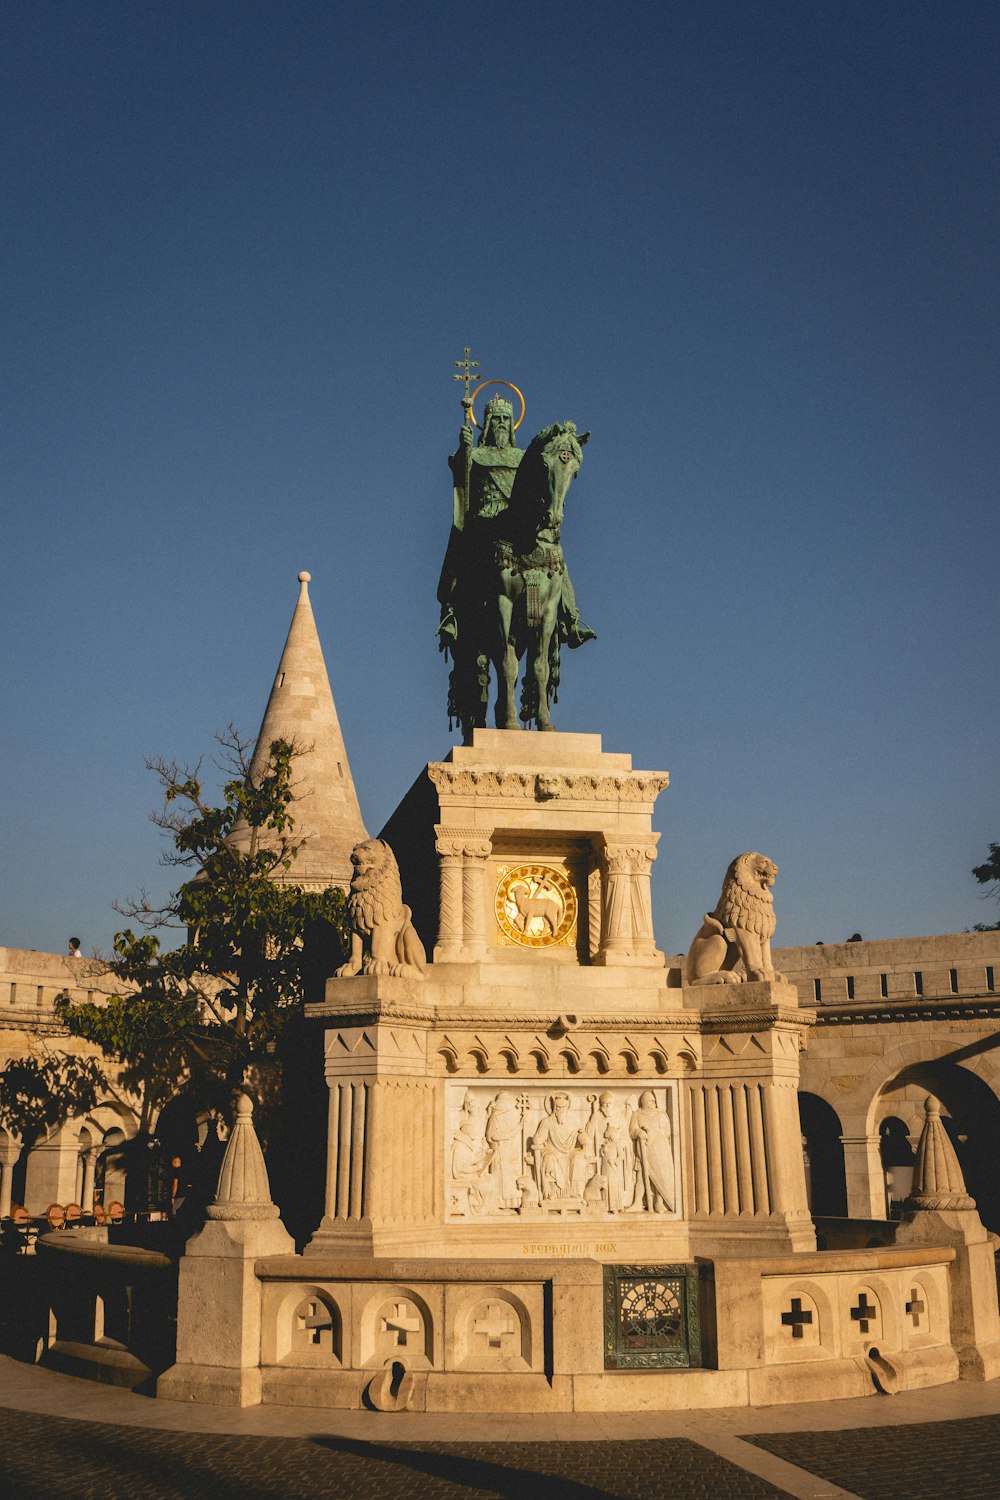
[972,842,1000,931]
[54,729,349,1131]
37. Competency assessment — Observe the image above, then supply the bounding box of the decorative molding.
[429,764,668,803]
[434,1029,700,1078]
[814,996,1000,1026]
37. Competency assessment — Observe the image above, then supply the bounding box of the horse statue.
[490,421,591,731]
[437,418,595,738]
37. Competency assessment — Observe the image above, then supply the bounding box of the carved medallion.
[495,863,577,949]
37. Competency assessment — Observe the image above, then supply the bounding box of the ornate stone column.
[594,838,662,966]
[460,835,493,961]
[433,827,466,962]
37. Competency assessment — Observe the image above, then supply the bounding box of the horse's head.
[517,421,589,537]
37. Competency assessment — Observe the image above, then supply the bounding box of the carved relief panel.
[445,1082,681,1222]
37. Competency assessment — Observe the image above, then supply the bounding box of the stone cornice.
[305,998,808,1034]
[428,764,669,803]
[814,994,1000,1026]
[0,1013,70,1038]
[698,1006,815,1033]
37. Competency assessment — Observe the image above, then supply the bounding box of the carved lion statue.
[684,852,785,986]
[335,838,427,980]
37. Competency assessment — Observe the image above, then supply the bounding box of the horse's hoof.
[538,722,555,732]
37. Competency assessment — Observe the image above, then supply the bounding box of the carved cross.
[296,1298,332,1346]
[382,1301,421,1347]
[474,1301,517,1349]
[906,1290,926,1328]
[453,346,480,405]
[850,1293,878,1333]
[780,1298,813,1339]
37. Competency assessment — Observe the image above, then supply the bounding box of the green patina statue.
[437,359,596,740]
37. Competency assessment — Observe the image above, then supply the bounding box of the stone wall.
[0,948,135,1215]
[163,1245,966,1411]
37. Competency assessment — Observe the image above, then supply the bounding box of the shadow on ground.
[0,1408,790,1499]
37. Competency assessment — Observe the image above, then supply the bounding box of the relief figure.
[529,1092,589,1200]
[627,1090,674,1213]
[485,1091,523,1210]
[450,1117,499,1215]
[593,1092,635,1213]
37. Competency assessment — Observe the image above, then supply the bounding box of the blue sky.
[3,1,998,956]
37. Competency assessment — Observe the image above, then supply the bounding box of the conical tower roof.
[240,571,367,890]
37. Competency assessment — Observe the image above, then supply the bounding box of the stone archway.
[816,1035,1000,1221]
[798,1092,847,1217]
[876,1062,1000,1231]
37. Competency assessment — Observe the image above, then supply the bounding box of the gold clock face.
[495,862,577,948]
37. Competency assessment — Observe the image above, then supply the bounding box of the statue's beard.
[494,430,509,449]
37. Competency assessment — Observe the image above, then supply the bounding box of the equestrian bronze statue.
[437,364,596,741]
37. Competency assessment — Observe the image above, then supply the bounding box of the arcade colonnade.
[768,931,1000,1229]
[0,947,224,1218]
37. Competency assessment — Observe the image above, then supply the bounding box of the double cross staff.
[452,347,479,529]
[453,346,480,409]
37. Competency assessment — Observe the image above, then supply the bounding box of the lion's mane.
[347,839,404,932]
[714,853,777,940]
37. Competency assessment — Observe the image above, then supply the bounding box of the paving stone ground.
[745,1414,1000,1500]
[0,1408,790,1500]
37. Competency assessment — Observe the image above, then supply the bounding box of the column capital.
[434,825,493,860]
[598,838,660,875]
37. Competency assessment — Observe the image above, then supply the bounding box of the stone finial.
[907,1097,976,1212]
[206,1094,281,1222]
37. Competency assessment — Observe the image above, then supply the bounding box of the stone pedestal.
[308,733,814,1263]
[158,1096,295,1407]
[304,972,814,1262]
[383,730,669,969]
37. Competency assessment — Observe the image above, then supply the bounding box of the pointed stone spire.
[241,571,367,890]
[908,1096,976,1212]
[206,1094,280,1223]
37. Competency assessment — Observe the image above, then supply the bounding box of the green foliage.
[972,841,1000,932]
[54,730,350,1120]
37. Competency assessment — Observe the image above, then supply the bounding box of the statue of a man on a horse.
[437,387,596,741]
